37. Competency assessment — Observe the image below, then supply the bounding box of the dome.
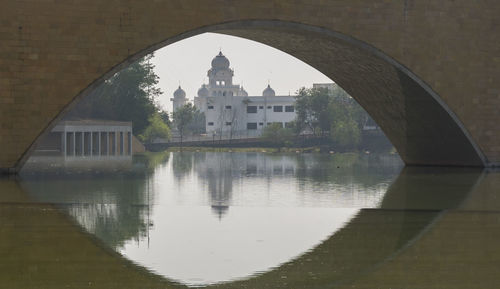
[240,86,248,97]
[211,51,230,70]
[173,85,186,99]
[197,84,209,97]
[263,84,275,97]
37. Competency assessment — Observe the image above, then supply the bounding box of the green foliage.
[331,119,361,148]
[295,87,332,136]
[158,110,171,127]
[295,84,367,149]
[172,103,196,141]
[65,54,168,137]
[261,123,294,148]
[139,113,171,143]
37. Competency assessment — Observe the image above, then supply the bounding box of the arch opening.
[16,20,486,172]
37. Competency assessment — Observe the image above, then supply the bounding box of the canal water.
[1,151,499,288]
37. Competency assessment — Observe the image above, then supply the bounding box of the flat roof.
[59,119,132,126]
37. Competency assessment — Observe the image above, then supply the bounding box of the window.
[273,105,283,112]
[285,122,293,128]
[259,106,264,109]
[223,91,226,96]
[259,122,264,126]
[247,123,257,130]
[225,105,232,109]
[247,106,257,113]
[267,106,272,109]
[216,81,220,85]
[274,122,283,128]
[221,81,225,85]
[285,105,295,112]
[225,122,232,126]
[208,122,214,126]
[208,105,214,109]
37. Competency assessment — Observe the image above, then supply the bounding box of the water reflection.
[19,152,402,285]
[6,152,499,288]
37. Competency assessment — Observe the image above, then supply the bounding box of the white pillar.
[72,132,76,156]
[61,131,66,156]
[105,132,109,155]
[120,132,124,155]
[80,132,84,156]
[128,131,132,155]
[89,132,93,156]
[114,132,118,155]
[97,132,101,156]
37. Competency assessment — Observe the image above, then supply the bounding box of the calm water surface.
[2,151,499,288]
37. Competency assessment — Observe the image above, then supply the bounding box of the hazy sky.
[152,33,331,112]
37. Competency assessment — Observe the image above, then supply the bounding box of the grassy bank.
[163,146,343,154]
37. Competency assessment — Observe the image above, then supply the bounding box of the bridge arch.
[17,19,486,171]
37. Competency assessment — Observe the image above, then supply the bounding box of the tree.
[172,103,196,145]
[330,119,361,149]
[158,110,172,127]
[227,108,239,141]
[261,123,293,150]
[64,54,167,137]
[294,84,369,150]
[327,87,363,149]
[185,109,206,135]
[294,87,332,136]
[139,113,171,143]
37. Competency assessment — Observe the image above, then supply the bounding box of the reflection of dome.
[211,51,230,70]
[197,84,209,97]
[173,85,186,98]
[263,84,275,97]
[211,203,229,220]
[240,86,248,97]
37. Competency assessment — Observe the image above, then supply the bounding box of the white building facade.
[192,52,296,136]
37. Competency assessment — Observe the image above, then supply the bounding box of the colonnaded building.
[171,52,296,136]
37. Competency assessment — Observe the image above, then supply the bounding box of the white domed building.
[193,51,296,136]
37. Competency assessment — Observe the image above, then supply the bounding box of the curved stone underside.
[1,1,499,171]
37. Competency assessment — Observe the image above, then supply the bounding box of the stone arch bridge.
[1,0,499,172]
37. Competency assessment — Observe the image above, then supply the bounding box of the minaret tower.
[208,51,233,88]
[171,85,187,112]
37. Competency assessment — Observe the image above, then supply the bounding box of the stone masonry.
[0,0,499,171]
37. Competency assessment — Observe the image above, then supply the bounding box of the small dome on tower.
[240,86,248,97]
[173,85,186,98]
[263,84,275,97]
[211,51,230,70]
[197,84,209,97]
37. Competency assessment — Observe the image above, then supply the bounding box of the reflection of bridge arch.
[4,167,491,288]
[2,1,499,172]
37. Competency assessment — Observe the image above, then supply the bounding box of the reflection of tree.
[133,151,170,174]
[18,153,170,250]
[20,174,153,250]
[186,152,402,218]
[295,153,402,188]
[171,152,193,180]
